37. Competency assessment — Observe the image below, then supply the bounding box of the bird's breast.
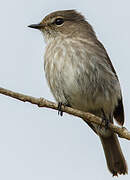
[44,38,121,114]
[44,38,81,104]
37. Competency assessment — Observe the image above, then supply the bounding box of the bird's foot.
[57,102,70,116]
[101,117,109,129]
[58,102,64,116]
[100,109,109,129]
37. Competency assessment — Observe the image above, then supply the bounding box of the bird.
[28,10,128,176]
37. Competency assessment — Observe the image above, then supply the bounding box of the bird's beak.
[28,23,43,30]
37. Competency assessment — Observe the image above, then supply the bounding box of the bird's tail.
[99,133,128,176]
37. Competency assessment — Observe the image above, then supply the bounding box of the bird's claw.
[100,109,109,129]
[58,102,63,116]
[101,117,109,129]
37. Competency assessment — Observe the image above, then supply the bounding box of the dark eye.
[55,18,64,25]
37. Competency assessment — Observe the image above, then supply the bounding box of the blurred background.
[0,0,130,179]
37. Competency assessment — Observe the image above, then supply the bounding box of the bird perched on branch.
[29,10,128,176]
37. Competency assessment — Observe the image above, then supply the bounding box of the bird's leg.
[57,102,64,116]
[57,102,70,116]
[100,109,109,129]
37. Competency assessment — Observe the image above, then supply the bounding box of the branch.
[0,87,130,140]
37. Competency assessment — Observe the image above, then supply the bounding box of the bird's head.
[28,10,95,43]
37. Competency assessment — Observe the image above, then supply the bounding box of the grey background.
[0,0,130,179]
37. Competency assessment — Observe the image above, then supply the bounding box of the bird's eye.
[55,18,64,26]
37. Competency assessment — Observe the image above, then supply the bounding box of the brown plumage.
[29,10,128,176]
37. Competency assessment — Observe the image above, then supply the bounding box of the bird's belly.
[44,39,120,116]
[45,59,117,115]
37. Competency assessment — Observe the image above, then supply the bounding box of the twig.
[0,87,130,140]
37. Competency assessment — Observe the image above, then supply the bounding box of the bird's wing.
[95,39,124,125]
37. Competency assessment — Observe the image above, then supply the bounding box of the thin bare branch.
[0,87,130,140]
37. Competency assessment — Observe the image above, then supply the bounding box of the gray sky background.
[0,0,130,180]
